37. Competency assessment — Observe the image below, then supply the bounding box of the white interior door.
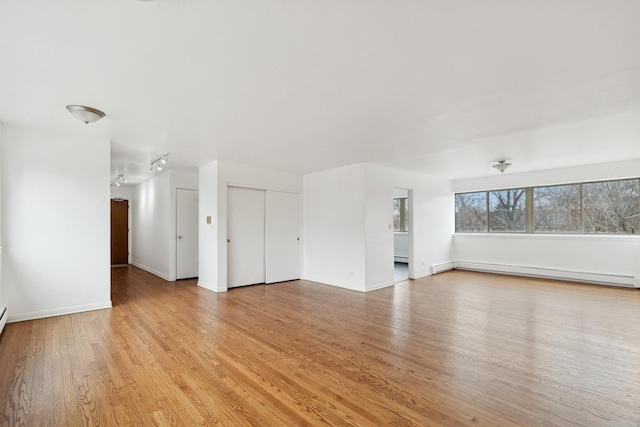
[228,187,266,288]
[176,189,199,279]
[266,191,301,283]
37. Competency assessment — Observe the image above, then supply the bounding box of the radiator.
[430,261,455,275]
[454,261,638,288]
[0,306,7,336]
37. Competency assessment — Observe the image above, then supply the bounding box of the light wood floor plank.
[1,266,639,426]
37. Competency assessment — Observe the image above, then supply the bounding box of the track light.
[114,174,127,186]
[148,153,169,172]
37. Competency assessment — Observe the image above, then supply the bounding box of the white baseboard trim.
[131,262,171,281]
[197,281,227,293]
[413,271,432,279]
[8,301,113,323]
[366,280,395,292]
[454,261,637,288]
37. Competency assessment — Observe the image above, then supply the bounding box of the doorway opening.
[393,188,411,283]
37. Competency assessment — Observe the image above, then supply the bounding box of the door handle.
[178,235,182,239]
[227,239,230,243]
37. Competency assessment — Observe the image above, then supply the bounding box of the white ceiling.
[1,0,640,185]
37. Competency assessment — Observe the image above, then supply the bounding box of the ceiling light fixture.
[66,105,105,124]
[114,174,127,187]
[492,160,511,173]
[148,153,169,173]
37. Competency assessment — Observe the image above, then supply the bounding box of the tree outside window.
[455,192,487,232]
[393,198,409,232]
[534,185,580,233]
[489,189,526,232]
[455,178,640,235]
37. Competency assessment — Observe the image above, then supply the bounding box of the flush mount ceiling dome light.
[66,105,105,124]
[492,160,512,173]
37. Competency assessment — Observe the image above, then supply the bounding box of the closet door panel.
[266,191,300,283]
[227,187,266,288]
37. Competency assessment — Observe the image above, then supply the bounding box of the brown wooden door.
[111,199,129,265]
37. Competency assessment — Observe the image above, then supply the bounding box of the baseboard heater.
[430,261,455,275]
[0,306,7,336]
[454,261,638,288]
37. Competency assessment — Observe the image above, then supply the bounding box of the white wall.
[0,121,3,317]
[198,160,302,292]
[110,185,132,200]
[453,159,640,287]
[199,161,219,291]
[2,125,111,322]
[363,164,453,290]
[303,164,367,291]
[394,233,409,261]
[131,170,198,281]
[303,163,454,292]
[131,171,171,279]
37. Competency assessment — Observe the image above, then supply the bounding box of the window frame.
[455,177,640,236]
[393,197,409,232]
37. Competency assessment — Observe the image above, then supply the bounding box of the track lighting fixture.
[114,174,127,187]
[148,153,169,172]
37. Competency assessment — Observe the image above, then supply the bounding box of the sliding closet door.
[227,187,266,288]
[266,191,301,283]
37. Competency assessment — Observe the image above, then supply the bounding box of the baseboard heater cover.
[0,306,7,336]
[430,261,455,275]
[454,261,637,288]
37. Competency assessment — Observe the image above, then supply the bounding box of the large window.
[455,178,640,235]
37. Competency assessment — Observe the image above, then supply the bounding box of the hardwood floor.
[1,267,639,426]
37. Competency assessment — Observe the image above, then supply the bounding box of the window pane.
[455,192,487,232]
[533,185,580,233]
[583,179,640,234]
[393,199,401,231]
[403,198,409,232]
[393,198,408,232]
[489,189,526,232]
